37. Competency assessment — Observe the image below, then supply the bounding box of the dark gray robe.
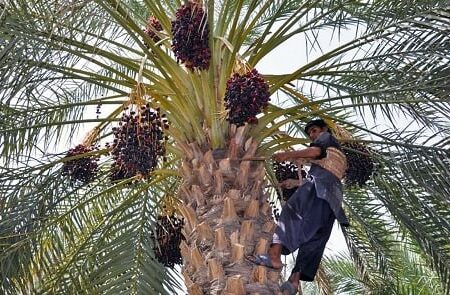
[272,132,348,281]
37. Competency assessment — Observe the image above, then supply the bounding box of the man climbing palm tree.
[248,119,348,294]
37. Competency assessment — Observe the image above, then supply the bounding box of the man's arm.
[272,147,321,162]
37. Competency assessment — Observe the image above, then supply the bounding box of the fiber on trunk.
[177,125,281,294]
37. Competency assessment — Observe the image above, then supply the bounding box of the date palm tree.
[1,0,449,294]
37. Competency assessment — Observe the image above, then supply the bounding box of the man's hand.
[272,147,322,162]
[279,178,300,189]
[272,152,290,162]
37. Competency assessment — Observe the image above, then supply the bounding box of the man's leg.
[281,250,304,294]
[278,196,335,295]
[247,181,316,269]
[289,197,335,282]
[287,271,301,290]
[267,243,283,269]
[280,271,301,295]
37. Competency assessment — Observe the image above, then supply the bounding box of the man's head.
[304,119,329,140]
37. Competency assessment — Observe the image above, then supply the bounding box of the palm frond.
[371,144,450,294]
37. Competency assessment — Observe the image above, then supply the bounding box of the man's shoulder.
[314,132,333,143]
[314,132,340,148]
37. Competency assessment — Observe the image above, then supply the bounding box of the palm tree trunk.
[177,126,281,294]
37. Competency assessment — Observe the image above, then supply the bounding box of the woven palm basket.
[297,147,347,180]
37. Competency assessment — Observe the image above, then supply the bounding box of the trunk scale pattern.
[177,125,282,294]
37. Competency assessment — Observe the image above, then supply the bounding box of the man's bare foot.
[280,281,298,295]
[267,254,283,269]
[245,254,283,270]
[267,244,283,268]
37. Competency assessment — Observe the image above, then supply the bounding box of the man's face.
[308,126,327,141]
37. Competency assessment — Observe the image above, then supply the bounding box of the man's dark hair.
[304,119,330,134]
